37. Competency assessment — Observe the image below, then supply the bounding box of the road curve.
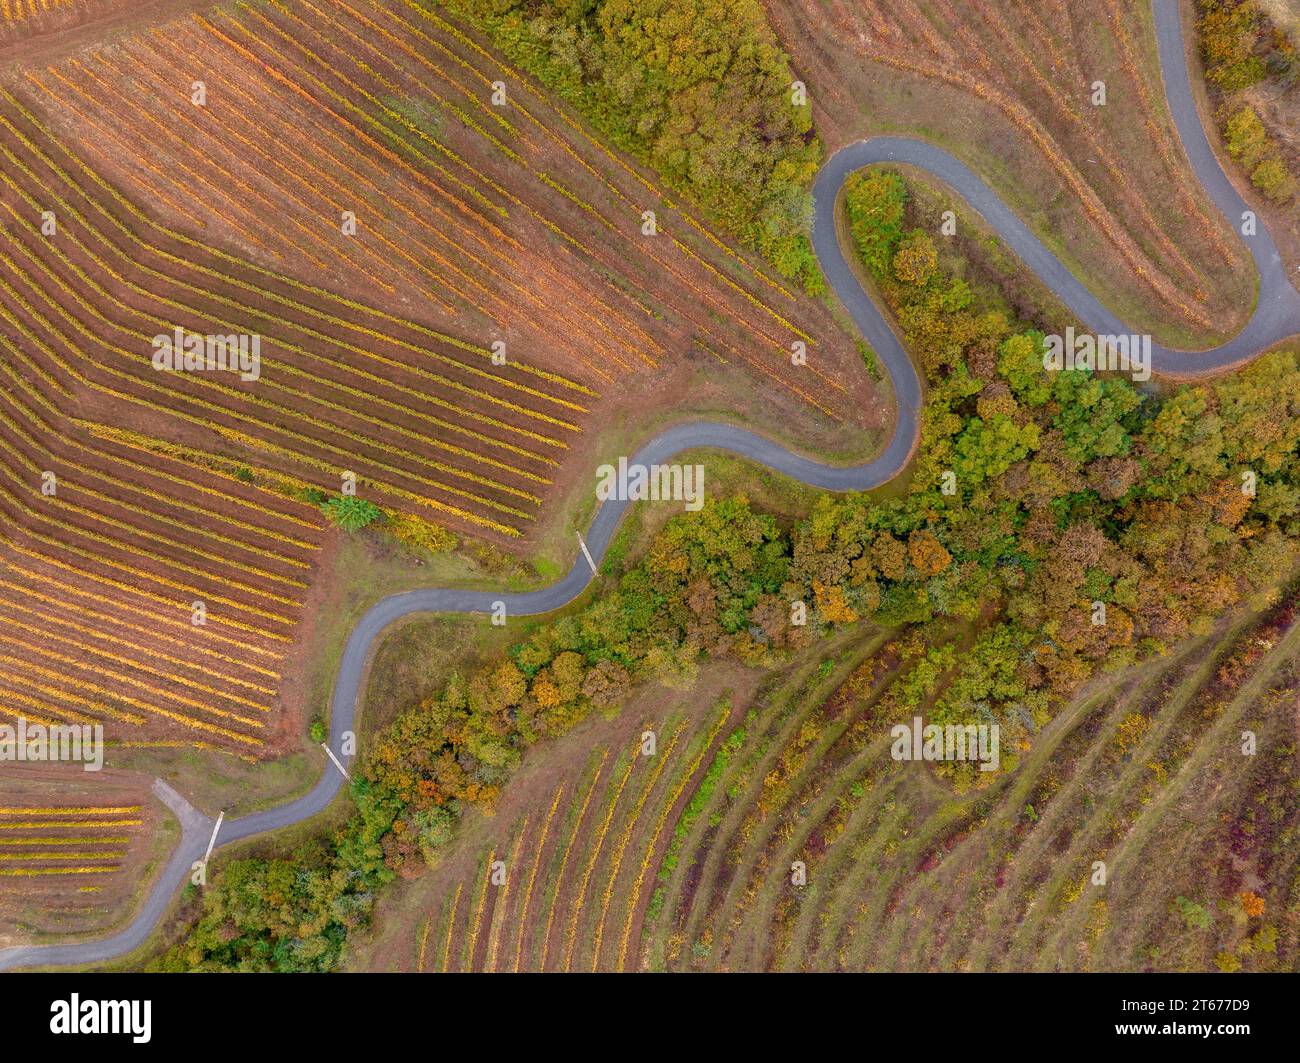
[2,0,1297,973]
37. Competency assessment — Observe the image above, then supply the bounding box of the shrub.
[1223,105,1271,169]
[321,495,383,532]
[892,231,939,287]
[385,511,457,554]
[843,169,907,278]
[1251,157,1295,201]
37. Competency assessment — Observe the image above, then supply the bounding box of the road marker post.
[323,743,351,780]
[203,811,225,865]
[576,531,598,576]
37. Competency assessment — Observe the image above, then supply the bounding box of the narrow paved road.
[2,0,1298,973]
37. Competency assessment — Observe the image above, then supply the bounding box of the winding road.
[2,0,1298,972]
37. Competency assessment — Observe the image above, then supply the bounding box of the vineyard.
[21,0,877,431]
[0,0,880,765]
[0,305,327,758]
[765,0,1257,347]
[367,597,1300,972]
[1,0,74,29]
[0,0,118,45]
[0,769,159,944]
[1,0,66,21]
[361,678,749,972]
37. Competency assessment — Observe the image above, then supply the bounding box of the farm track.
[1,0,1299,971]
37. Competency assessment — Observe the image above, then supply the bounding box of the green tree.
[892,230,938,287]
[843,169,907,277]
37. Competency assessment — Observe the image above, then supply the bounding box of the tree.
[1224,105,1271,169]
[581,658,632,712]
[892,230,938,286]
[1199,0,1266,91]
[998,332,1052,406]
[1252,157,1295,201]
[843,168,907,276]
[447,0,825,289]
[907,529,952,577]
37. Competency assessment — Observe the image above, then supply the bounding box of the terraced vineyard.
[0,82,592,538]
[0,805,139,879]
[0,71,597,753]
[1,0,75,31]
[661,601,1298,971]
[0,0,125,48]
[379,596,1300,973]
[0,337,326,755]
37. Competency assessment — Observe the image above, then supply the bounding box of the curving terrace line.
[2,0,1298,973]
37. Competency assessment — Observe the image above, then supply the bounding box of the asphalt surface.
[2,0,1297,973]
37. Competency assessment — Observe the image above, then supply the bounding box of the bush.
[1222,105,1295,202]
[892,231,939,287]
[1203,7,1296,203]
[321,495,383,532]
[384,511,457,554]
[1251,157,1296,201]
[1223,105,1271,169]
